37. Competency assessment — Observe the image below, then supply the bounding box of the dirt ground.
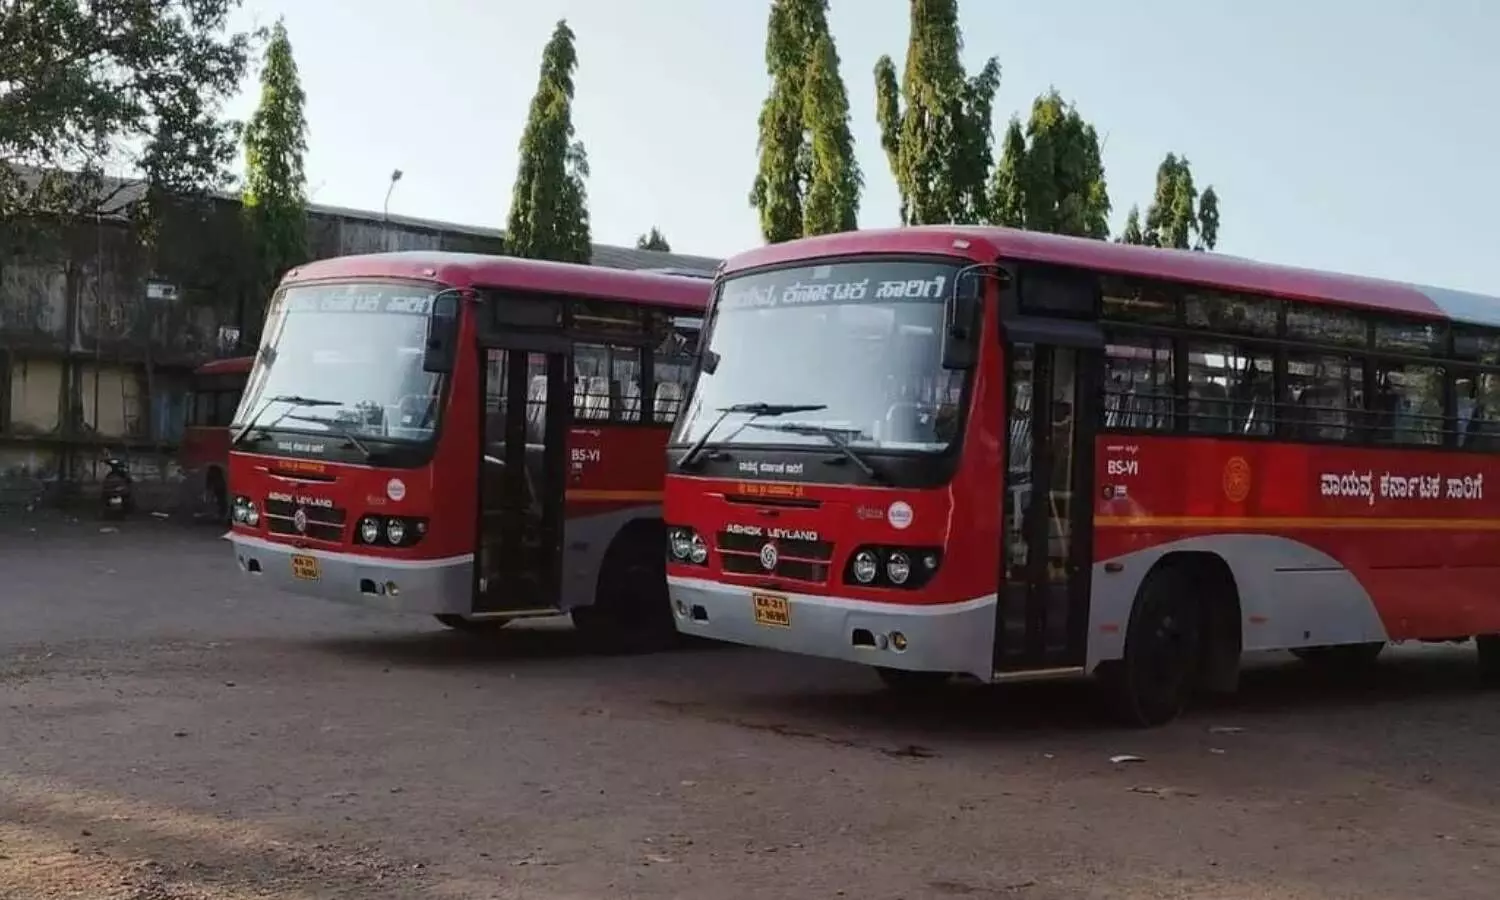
[2,513,1497,900]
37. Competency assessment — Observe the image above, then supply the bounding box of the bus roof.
[194,355,254,375]
[282,251,709,311]
[722,226,1500,329]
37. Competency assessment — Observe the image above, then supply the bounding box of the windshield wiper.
[676,402,828,469]
[745,422,886,483]
[230,395,342,447]
[281,413,375,462]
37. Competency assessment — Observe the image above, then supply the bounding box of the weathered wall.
[0,192,719,509]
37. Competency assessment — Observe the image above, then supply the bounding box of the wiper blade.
[746,422,885,483]
[230,394,342,448]
[282,413,375,462]
[676,402,827,469]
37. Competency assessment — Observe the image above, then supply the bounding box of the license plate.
[752,592,790,628]
[291,554,320,580]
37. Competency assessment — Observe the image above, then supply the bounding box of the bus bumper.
[667,575,997,680]
[227,532,473,615]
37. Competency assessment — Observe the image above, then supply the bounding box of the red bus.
[182,355,253,521]
[226,252,708,648]
[663,226,1500,725]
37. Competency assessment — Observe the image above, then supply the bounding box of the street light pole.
[382,169,403,251]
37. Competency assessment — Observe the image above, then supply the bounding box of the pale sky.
[224,1,1499,294]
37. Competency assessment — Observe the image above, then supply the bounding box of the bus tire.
[434,614,511,633]
[1477,635,1500,687]
[874,667,951,694]
[573,521,678,654]
[1289,642,1384,669]
[1098,564,1204,727]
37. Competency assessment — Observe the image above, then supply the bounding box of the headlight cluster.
[844,545,942,589]
[666,525,709,565]
[231,495,259,526]
[354,515,428,547]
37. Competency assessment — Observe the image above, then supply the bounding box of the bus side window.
[1101,333,1173,432]
[1283,352,1363,442]
[214,390,239,427]
[1185,341,1274,436]
[650,313,700,425]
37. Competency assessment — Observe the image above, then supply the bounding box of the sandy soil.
[2,513,1497,899]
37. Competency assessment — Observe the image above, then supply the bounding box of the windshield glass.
[234,282,443,442]
[673,259,967,452]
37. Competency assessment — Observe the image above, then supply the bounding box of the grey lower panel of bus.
[668,574,998,680]
[228,532,474,615]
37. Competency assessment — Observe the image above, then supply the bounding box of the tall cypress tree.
[874,0,999,225]
[242,18,308,332]
[636,227,671,252]
[1119,154,1222,250]
[988,90,1110,238]
[505,20,592,263]
[749,0,860,243]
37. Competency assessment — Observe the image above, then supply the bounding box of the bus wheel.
[1477,635,1500,687]
[874,667,952,694]
[1289,642,1385,669]
[1100,565,1203,727]
[434,614,511,633]
[573,527,678,654]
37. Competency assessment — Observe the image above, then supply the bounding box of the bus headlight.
[232,496,259,526]
[669,528,693,560]
[688,532,708,564]
[852,550,878,584]
[386,518,406,545]
[359,516,381,543]
[886,551,911,585]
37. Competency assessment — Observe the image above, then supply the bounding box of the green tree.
[636,227,671,252]
[749,0,860,243]
[0,0,254,222]
[873,0,1000,225]
[505,20,591,264]
[242,18,309,305]
[1117,205,1144,244]
[1131,153,1221,250]
[988,89,1110,238]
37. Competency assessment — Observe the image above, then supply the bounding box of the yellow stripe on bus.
[564,489,664,503]
[1095,515,1500,531]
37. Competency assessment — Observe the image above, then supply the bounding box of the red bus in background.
[663,225,1500,725]
[182,355,253,521]
[226,252,708,649]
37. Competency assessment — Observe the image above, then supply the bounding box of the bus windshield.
[234,282,444,443]
[674,259,967,453]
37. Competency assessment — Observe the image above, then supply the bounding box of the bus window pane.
[1185,342,1274,436]
[1374,319,1447,356]
[612,345,642,423]
[1370,362,1443,445]
[1184,290,1280,337]
[1286,305,1367,348]
[1102,334,1173,431]
[651,314,700,425]
[1454,371,1500,450]
[1284,353,1363,442]
[574,343,611,420]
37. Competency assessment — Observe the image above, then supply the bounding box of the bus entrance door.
[476,344,571,614]
[996,340,1098,673]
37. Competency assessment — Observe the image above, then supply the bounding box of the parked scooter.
[100,449,134,518]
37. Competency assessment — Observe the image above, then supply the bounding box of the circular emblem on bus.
[1223,456,1251,503]
[887,500,914,530]
[386,478,406,501]
[759,542,779,571]
[292,507,308,533]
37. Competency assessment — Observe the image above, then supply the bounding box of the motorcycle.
[100,449,134,518]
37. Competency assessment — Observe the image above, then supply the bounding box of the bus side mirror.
[941,271,983,369]
[422,293,460,373]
